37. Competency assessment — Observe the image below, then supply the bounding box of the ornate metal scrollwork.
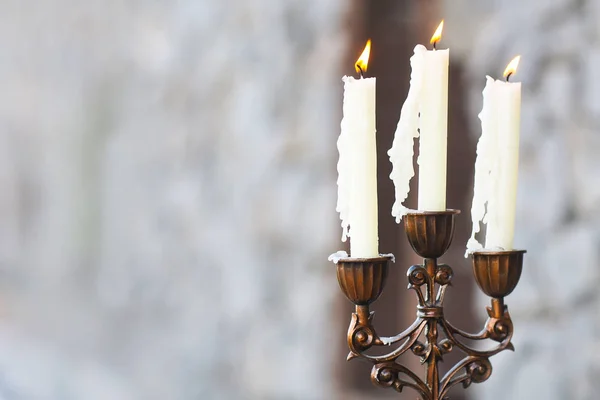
[372,362,430,398]
[342,262,515,399]
[334,211,525,400]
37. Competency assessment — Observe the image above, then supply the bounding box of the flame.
[430,20,444,46]
[503,55,521,79]
[355,39,371,75]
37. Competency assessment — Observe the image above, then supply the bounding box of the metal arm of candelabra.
[333,210,525,400]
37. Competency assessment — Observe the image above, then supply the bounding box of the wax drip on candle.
[466,76,497,256]
[388,45,426,222]
[337,80,352,242]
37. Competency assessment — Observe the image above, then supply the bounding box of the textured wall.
[445,0,600,398]
[0,1,347,399]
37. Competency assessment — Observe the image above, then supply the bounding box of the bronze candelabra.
[333,210,525,400]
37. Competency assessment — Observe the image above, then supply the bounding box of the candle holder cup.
[471,250,524,299]
[333,210,525,400]
[335,255,394,352]
[404,210,460,259]
[336,256,393,306]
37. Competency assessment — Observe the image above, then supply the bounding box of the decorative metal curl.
[346,310,427,363]
[434,264,453,286]
[372,362,430,399]
[348,313,377,351]
[439,356,493,398]
[408,265,429,287]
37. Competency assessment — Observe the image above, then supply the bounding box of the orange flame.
[355,39,371,75]
[503,55,521,79]
[430,20,444,46]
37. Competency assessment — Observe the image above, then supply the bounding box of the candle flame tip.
[430,20,444,45]
[503,55,521,79]
[355,39,372,76]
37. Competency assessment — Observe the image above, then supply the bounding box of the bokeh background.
[0,0,596,399]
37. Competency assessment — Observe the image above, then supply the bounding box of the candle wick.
[357,65,364,79]
[506,72,512,82]
[433,41,437,51]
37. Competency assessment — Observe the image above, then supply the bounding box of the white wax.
[466,76,521,254]
[389,45,449,220]
[485,78,521,249]
[389,45,425,222]
[336,76,379,258]
[465,77,496,254]
[417,48,449,211]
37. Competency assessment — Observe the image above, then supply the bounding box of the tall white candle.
[389,21,448,220]
[336,40,379,258]
[417,43,449,211]
[467,56,522,254]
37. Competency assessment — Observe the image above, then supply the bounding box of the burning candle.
[389,21,449,221]
[336,40,379,258]
[466,56,522,254]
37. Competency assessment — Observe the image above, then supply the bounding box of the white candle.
[417,44,449,211]
[336,40,379,258]
[466,56,522,254]
[389,21,448,220]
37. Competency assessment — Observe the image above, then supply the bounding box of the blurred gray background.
[0,0,596,399]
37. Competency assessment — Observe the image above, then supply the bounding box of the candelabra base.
[333,210,525,400]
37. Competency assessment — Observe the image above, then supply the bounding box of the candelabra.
[333,210,525,400]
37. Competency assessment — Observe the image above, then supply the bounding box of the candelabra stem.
[424,258,436,303]
[491,298,504,319]
[423,257,440,399]
[356,305,370,324]
[425,319,440,399]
